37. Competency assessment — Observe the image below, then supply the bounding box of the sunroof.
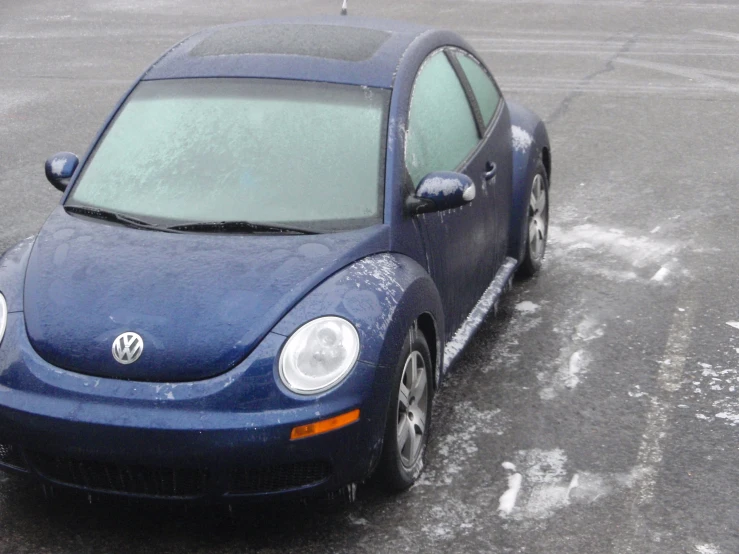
[190,24,391,63]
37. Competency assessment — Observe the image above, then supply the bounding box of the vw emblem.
[112,332,144,365]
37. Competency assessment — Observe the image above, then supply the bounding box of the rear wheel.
[375,326,432,491]
[517,161,549,277]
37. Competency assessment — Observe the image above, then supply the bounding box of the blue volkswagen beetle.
[0,16,550,501]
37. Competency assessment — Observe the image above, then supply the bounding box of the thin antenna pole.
[341,0,348,15]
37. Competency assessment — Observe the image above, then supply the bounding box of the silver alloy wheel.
[396,350,428,469]
[528,173,548,261]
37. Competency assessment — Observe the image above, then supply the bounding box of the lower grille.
[0,443,27,471]
[27,451,207,498]
[228,461,332,494]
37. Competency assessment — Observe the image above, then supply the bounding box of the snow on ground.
[498,463,522,515]
[514,300,540,313]
[689,363,739,426]
[548,223,683,284]
[540,313,606,400]
[487,302,543,370]
[695,545,721,554]
[497,448,641,520]
[416,401,506,487]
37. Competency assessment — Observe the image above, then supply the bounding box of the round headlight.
[0,293,7,347]
[279,316,360,395]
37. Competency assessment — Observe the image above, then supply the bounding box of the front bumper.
[0,313,391,501]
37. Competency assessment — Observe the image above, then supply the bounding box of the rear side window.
[456,53,501,126]
[405,51,479,187]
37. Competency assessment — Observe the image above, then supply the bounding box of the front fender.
[506,102,551,263]
[272,253,444,387]
[271,253,444,476]
[0,236,36,313]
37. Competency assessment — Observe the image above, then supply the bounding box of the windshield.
[69,78,390,232]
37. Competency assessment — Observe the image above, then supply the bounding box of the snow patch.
[511,125,533,152]
[498,471,522,516]
[420,176,463,197]
[715,411,739,425]
[651,266,670,282]
[690,365,739,427]
[50,157,67,176]
[696,545,721,554]
[550,224,678,269]
[501,449,640,520]
[515,301,540,313]
[540,314,604,399]
[417,402,505,487]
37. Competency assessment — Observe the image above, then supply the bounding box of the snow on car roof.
[190,24,391,62]
[142,16,438,88]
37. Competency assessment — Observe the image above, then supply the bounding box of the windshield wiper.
[64,205,178,233]
[167,220,318,235]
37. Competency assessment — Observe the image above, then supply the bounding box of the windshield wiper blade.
[167,220,317,235]
[64,205,178,233]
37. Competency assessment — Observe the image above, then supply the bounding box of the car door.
[450,49,513,271]
[405,49,497,338]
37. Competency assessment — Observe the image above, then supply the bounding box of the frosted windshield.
[70,79,389,232]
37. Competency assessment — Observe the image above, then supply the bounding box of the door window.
[405,51,479,187]
[456,53,501,127]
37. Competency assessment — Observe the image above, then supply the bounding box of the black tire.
[375,326,433,491]
[517,160,549,278]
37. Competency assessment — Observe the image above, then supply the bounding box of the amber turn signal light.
[290,409,360,440]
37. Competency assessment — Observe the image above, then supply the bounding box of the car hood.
[24,207,389,382]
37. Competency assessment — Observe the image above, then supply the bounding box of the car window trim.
[448,48,505,136]
[442,49,505,173]
[444,49,486,139]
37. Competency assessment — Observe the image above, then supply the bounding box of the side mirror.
[45,152,79,192]
[405,171,476,215]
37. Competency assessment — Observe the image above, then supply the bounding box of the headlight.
[0,293,7,347]
[279,316,360,395]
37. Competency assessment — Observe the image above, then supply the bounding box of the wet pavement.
[1,0,738,552]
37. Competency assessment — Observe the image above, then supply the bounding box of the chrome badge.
[112,332,144,365]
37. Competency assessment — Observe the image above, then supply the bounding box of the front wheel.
[517,160,549,278]
[375,326,432,491]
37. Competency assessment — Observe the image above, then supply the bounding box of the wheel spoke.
[409,406,426,435]
[536,228,545,256]
[398,381,410,411]
[536,187,547,213]
[397,416,411,449]
[410,351,418,384]
[408,425,421,461]
[410,364,427,400]
[529,189,537,215]
[529,219,539,251]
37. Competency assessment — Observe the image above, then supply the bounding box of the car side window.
[405,51,479,188]
[455,53,501,127]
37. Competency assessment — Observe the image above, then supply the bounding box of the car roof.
[142,17,451,89]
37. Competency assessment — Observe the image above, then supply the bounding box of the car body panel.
[24,207,390,382]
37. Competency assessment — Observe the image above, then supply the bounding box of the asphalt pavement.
[1,1,738,552]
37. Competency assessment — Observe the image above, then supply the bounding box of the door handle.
[484,161,497,181]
